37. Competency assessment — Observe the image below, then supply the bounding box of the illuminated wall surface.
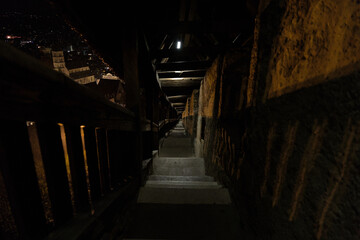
[266,0,360,99]
[182,0,360,239]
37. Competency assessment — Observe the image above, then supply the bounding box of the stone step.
[153,157,205,176]
[137,187,231,204]
[148,175,214,182]
[154,157,204,167]
[153,166,205,176]
[145,180,221,189]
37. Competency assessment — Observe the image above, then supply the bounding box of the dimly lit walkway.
[122,121,242,239]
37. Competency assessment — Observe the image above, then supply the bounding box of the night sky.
[2,0,52,12]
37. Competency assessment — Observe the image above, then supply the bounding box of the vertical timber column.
[0,120,47,239]
[36,123,73,226]
[122,15,142,179]
[95,128,112,193]
[152,87,160,150]
[81,126,102,202]
[63,125,91,213]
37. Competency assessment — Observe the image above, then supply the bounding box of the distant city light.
[6,35,21,40]
[176,41,181,49]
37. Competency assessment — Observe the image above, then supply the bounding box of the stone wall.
[183,90,199,136]
[182,0,360,239]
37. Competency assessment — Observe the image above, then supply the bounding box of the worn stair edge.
[145,180,221,189]
[148,175,214,182]
[153,168,205,176]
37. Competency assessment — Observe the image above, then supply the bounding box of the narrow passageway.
[2,0,359,239]
[122,120,242,239]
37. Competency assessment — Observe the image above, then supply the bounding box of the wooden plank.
[156,61,211,72]
[160,79,202,88]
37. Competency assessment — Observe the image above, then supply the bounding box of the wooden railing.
[0,41,175,239]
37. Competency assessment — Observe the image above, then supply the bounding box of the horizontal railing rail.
[0,42,141,240]
[0,41,135,130]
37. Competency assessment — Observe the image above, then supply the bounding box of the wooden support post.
[122,19,142,179]
[123,27,140,112]
[63,125,91,213]
[106,130,121,187]
[142,131,152,160]
[152,87,160,150]
[0,120,47,239]
[94,128,111,194]
[36,123,73,226]
[81,126,102,202]
[0,167,18,240]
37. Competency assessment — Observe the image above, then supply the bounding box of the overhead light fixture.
[176,41,181,49]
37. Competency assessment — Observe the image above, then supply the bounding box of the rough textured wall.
[201,58,219,118]
[183,0,360,239]
[265,0,360,99]
[183,90,199,136]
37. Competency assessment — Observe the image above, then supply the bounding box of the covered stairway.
[123,120,241,239]
[1,0,360,239]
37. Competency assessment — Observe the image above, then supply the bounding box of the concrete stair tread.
[154,158,205,167]
[145,180,221,189]
[153,167,205,176]
[148,175,214,182]
[153,157,206,176]
[137,187,231,204]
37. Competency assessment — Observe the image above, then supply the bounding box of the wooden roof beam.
[156,60,211,72]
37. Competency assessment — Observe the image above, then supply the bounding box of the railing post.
[122,21,142,180]
[97,128,112,192]
[0,120,47,239]
[63,125,92,213]
[152,88,160,151]
[36,123,73,225]
[81,126,102,202]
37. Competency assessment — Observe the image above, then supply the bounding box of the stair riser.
[148,175,214,182]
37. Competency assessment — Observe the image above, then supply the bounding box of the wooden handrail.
[0,41,141,239]
[0,41,179,239]
[0,41,134,130]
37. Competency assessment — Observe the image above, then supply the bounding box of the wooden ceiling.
[53,0,255,114]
